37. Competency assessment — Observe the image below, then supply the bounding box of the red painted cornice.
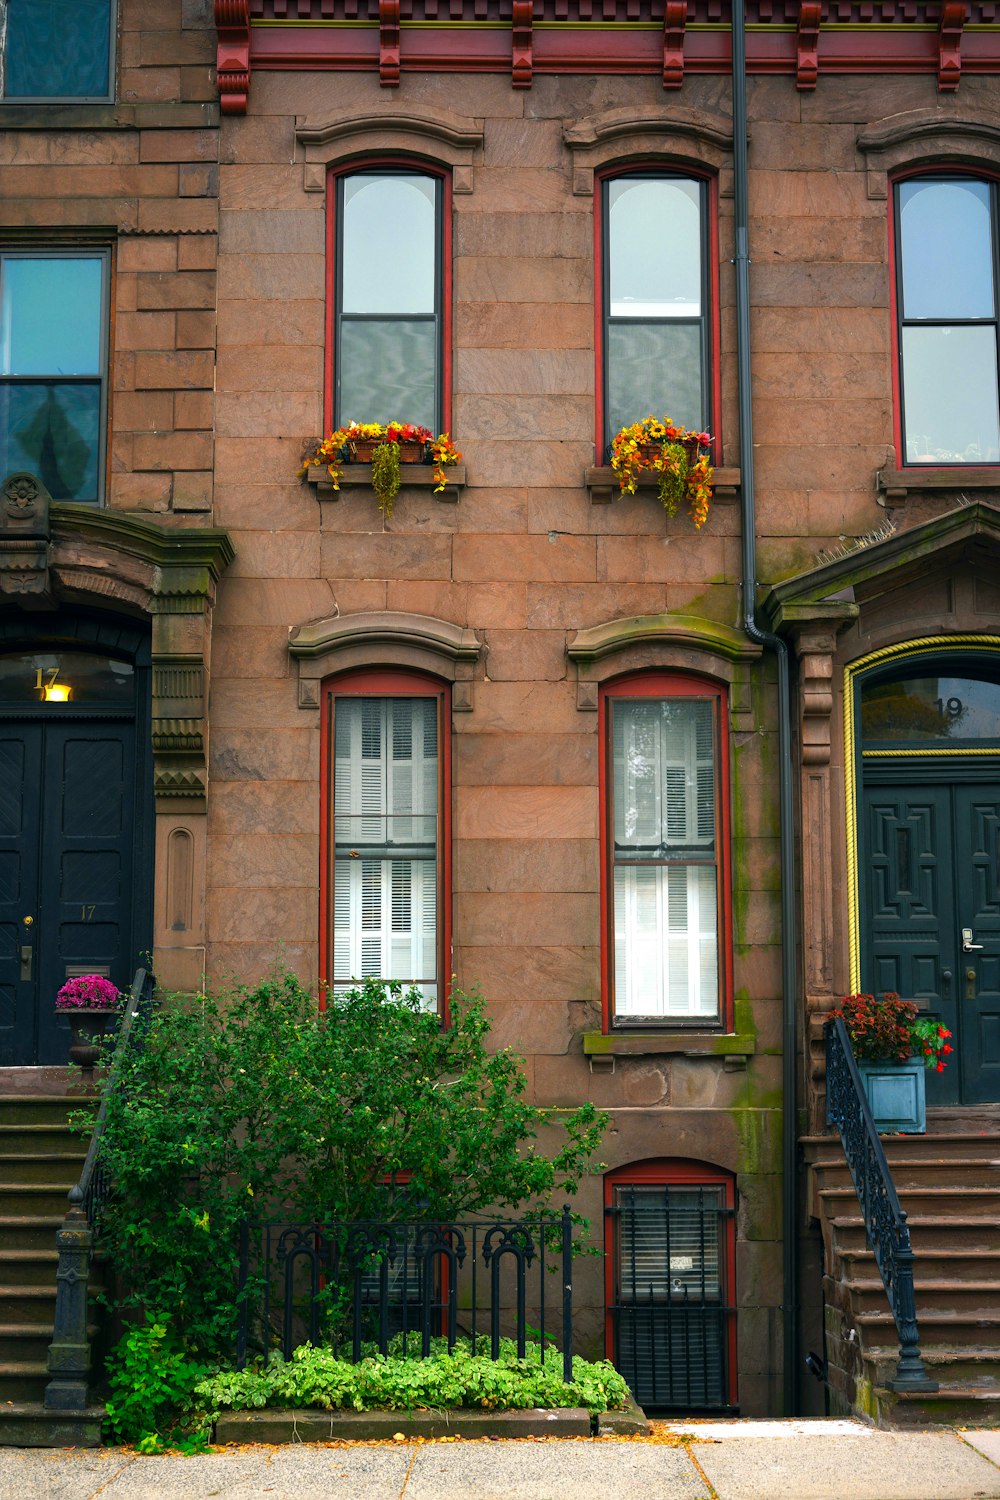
[215,0,252,114]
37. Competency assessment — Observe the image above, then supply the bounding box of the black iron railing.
[237,1206,575,1382]
[824,1016,937,1393]
[44,967,156,1414]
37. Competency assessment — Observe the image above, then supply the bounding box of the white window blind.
[611,698,719,1021]
[332,696,438,1002]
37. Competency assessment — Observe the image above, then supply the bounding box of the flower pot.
[60,1007,120,1075]
[857,1058,927,1134]
[348,439,426,464]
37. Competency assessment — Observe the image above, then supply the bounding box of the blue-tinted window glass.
[0,259,103,377]
[899,180,995,321]
[902,325,1000,464]
[5,0,113,100]
[607,324,703,440]
[0,383,102,501]
[342,176,437,316]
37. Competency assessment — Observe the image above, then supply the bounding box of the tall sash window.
[604,678,727,1027]
[330,691,442,1005]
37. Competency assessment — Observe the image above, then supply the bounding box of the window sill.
[586,466,741,506]
[877,465,1000,507]
[304,463,467,505]
[582,1030,755,1059]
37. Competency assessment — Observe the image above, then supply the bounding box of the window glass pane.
[612,699,715,853]
[609,179,702,317]
[342,175,437,316]
[332,697,438,1003]
[0,383,101,500]
[1,259,103,377]
[861,669,1000,743]
[5,0,112,99]
[901,325,1000,464]
[899,180,995,321]
[607,323,703,441]
[0,651,133,706]
[338,319,436,430]
[614,865,718,1019]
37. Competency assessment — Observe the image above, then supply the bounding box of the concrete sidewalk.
[2,1420,1000,1500]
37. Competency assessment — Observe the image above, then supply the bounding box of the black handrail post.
[44,966,154,1415]
[824,1017,937,1393]
[561,1204,573,1383]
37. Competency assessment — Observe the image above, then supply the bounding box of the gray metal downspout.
[731,0,799,1416]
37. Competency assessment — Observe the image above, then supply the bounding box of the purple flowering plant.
[56,974,121,1011]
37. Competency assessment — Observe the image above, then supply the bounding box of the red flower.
[942,1044,953,1055]
[936,1062,946,1072]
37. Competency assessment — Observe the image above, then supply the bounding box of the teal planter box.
[857,1059,927,1134]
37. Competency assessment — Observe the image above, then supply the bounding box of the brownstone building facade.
[3,0,1000,1422]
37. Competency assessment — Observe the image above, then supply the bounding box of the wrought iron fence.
[237,1206,575,1381]
[606,1185,735,1411]
[824,1015,937,1393]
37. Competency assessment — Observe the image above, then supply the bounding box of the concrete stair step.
[0,1154,86,1186]
[839,1247,1000,1280]
[0,1253,59,1288]
[820,1185,1000,1214]
[0,1185,77,1216]
[861,1344,1000,1386]
[847,1278,1000,1317]
[0,1217,65,1253]
[0,1401,103,1447]
[0,1096,80,1127]
[856,1309,1000,1347]
[0,1362,49,1403]
[831,1215,1000,1253]
[0,1288,57,1327]
[0,1326,60,1365]
[813,1159,1000,1190]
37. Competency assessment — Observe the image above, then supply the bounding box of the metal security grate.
[609,1184,734,1410]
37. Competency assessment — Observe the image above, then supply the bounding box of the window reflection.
[861,670,1000,743]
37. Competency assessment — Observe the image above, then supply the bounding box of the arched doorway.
[849,642,1000,1106]
[0,613,153,1066]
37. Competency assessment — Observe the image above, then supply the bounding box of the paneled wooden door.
[860,777,1000,1105]
[0,717,143,1066]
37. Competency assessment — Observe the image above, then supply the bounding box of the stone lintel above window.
[289,611,483,711]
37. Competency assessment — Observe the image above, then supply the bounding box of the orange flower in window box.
[610,415,714,528]
[298,421,462,518]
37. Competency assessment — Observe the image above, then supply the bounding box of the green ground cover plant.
[195,1337,631,1421]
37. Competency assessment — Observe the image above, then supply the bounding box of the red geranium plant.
[829,992,953,1072]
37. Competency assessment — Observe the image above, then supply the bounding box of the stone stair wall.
[803,1112,1000,1425]
[0,1094,103,1445]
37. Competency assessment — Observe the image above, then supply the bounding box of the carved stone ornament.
[0,471,53,606]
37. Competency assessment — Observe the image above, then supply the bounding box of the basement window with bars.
[606,1170,736,1412]
[328,681,444,1007]
[603,675,728,1027]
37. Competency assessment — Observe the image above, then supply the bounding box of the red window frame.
[324,156,453,435]
[319,667,452,1019]
[594,162,722,464]
[889,165,1000,472]
[603,1157,738,1409]
[599,671,732,1032]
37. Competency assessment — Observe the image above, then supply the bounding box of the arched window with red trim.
[892,172,1000,467]
[604,1159,737,1411]
[320,668,451,1011]
[597,167,720,461]
[600,671,732,1030]
[327,161,451,434]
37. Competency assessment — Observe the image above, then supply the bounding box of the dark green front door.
[0,717,143,1067]
[861,778,1000,1106]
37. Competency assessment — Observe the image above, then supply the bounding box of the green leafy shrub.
[89,970,607,1362]
[103,1316,212,1451]
[194,1338,630,1421]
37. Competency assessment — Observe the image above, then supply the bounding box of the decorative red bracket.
[938,1,967,92]
[662,0,687,90]
[512,0,533,89]
[214,0,251,116]
[379,0,401,87]
[796,1,822,91]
